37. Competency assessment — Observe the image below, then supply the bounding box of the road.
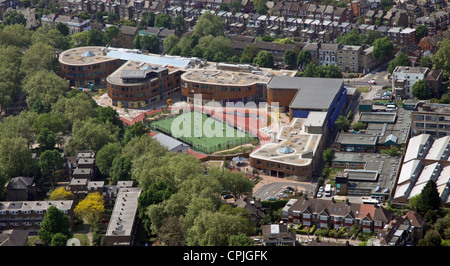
[253,177,316,201]
[344,62,391,88]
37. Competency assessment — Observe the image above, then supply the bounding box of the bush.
[309,225,316,235]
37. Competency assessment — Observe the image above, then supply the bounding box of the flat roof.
[336,132,377,146]
[359,112,397,124]
[250,118,322,167]
[105,187,142,239]
[267,76,343,110]
[181,69,270,87]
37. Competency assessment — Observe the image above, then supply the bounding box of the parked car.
[373,94,381,100]
[286,186,295,191]
[278,193,287,198]
[267,196,276,201]
[319,186,324,192]
[223,195,233,199]
[317,192,323,198]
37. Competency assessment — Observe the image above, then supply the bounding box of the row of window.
[0,209,68,215]
[415,115,450,122]
[0,222,41,226]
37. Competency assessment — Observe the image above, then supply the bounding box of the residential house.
[0,200,75,232]
[234,197,265,226]
[282,195,394,233]
[0,229,29,246]
[261,224,297,246]
[0,0,22,19]
[118,25,138,49]
[5,7,40,29]
[392,66,442,99]
[41,14,91,34]
[374,211,425,246]
[5,177,36,201]
[416,11,450,36]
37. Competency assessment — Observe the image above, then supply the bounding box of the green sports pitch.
[149,111,258,153]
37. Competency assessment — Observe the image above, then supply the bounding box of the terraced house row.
[282,196,394,233]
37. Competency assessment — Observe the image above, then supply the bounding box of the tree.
[380,146,399,157]
[74,192,105,227]
[51,233,69,246]
[418,179,441,213]
[322,148,334,164]
[229,234,254,246]
[55,22,70,36]
[38,206,72,246]
[140,34,159,54]
[154,14,171,28]
[2,10,27,26]
[86,29,104,46]
[163,35,179,54]
[37,127,56,151]
[297,50,312,68]
[70,31,89,47]
[123,121,149,144]
[240,45,259,64]
[22,70,68,112]
[51,92,98,128]
[96,106,124,136]
[412,80,430,100]
[110,155,133,184]
[351,121,365,131]
[133,34,142,49]
[416,25,428,39]
[253,51,274,68]
[194,11,224,37]
[372,37,394,60]
[229,0,242,12]
[64,117,120,155]
[419,56,433,69]
[388,52,411,74]
[39,149,64,186]
[283,49,297,69]
[185,211,253,246]
[335,115,351,131]
[0,24,31,48]
[49,187,73,200]
[172,15,185,36]
[95,142,122,177]
[139,12,155,28]
[336,29,363,46]
[209,167,254,199]
[102,25,120,45]
[20,42,55,78]
[432,39,450,78]
[253,0,268,15]
[418,230,442,246]
[32,27,71,50]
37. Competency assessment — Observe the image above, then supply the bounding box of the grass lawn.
[27,233,90,246]
[150,111,258,154]
[357,87,370,93]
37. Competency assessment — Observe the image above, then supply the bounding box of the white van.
[324,184,332,197]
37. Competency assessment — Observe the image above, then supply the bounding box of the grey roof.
[7,177,34,190]
[153,133,189,151]
[268,76,343,110]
